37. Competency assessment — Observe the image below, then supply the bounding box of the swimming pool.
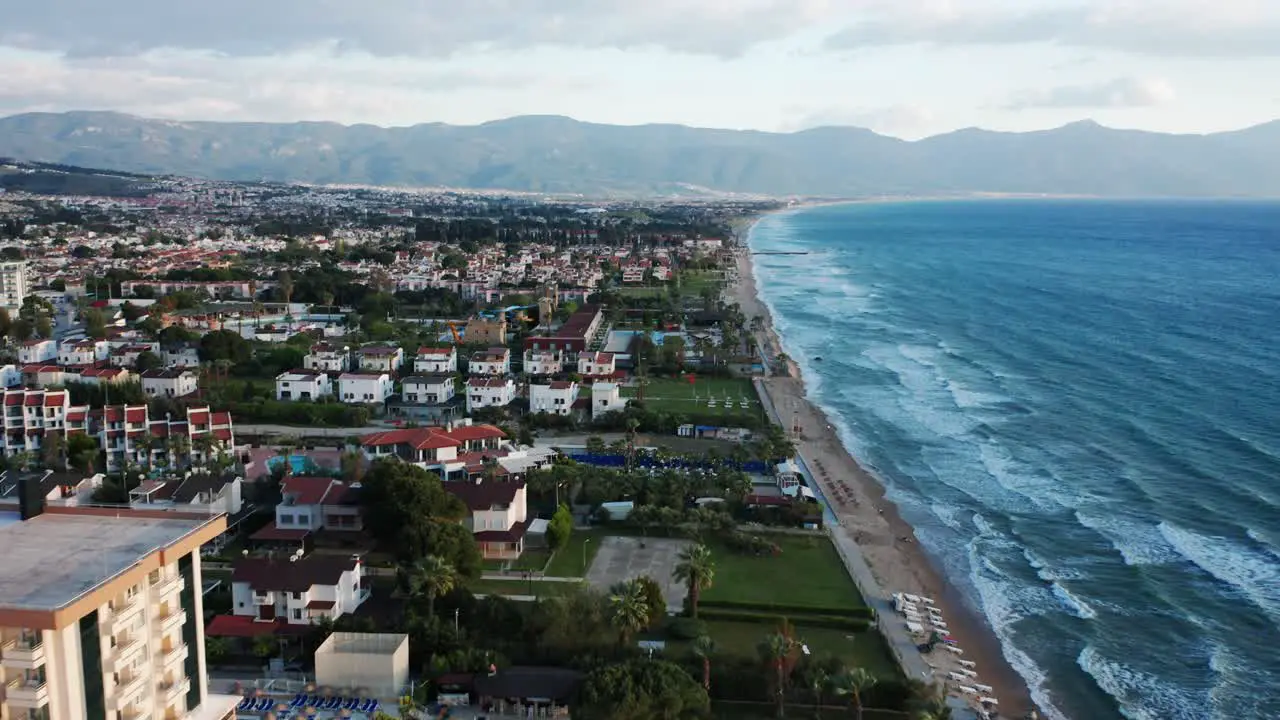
[265,455,334,476]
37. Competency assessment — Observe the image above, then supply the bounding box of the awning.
[305,600,336,610]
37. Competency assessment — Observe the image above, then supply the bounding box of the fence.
[562,451,776,474]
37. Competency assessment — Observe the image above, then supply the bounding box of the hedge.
[697,608,872,633]
[699,599,876,621]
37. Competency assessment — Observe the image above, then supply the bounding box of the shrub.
[666,617,707,640]
[722,531,781,556]
[696,608,871,633]
[699,599,876,621]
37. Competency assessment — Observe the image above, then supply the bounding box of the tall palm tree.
[758,630,799,719]
[192,434,217,470]
[672,544,715,619]
[608,579,651,647]
[400,555,458,618]
[809,668,830,720]
[831,668,878,720]
[692,635,716,692]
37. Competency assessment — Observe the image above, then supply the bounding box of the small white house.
[17,339,56,364]
[161,342,201,368]
[469,347,510,376]
[591,382,628,418]
[275,369,334,401]
[140,368,200,398]
[523,349,563,376]
[466,377,516,413]
[357,345,404,374]
[0,364,20,388]
[402,375,455,405]
[230,555,369,625]
[413,346,458,374]
[577,351,616,377]
[529,381,579,416]
[305,343,350,373]
[58,338,109,366]
[338,372,394,404]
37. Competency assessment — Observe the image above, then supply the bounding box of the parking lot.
[584,536,691,613]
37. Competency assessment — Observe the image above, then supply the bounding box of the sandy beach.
[728,218,1037,718]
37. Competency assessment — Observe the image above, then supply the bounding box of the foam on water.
[1157,522,1280,621]
[1074,511,1183,566]
[1077,646,1208,720]
[1051,581,1099,620]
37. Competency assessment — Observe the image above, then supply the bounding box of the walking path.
[754,377,934,684]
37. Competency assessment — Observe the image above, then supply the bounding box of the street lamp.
[582,538,591,573]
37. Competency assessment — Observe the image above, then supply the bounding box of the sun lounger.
[943,645,964,655]
[344,698,361,709]
[927,606,944,615]
[256,698,273,711]
[931,621,949,630]
[290,693,308,708]
[905,621,925,633]
[958,669,977,678]
[919,595,935,604]
[974,683,993,693]
[360,699,379,713]
[238,697,256,710]
[979,697,999,706]
[902,593,921,603]
[948,672,967,682]
[959,685,978,695]
[323,697,342,709]
[958,659,977,668]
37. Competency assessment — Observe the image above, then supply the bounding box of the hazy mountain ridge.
[1,111,1278,197]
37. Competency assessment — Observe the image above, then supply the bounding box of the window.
[279,514,294,525]
[292,592,301,600]
[293,609,302,620]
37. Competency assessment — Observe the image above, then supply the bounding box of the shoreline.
[729,212,1039,718]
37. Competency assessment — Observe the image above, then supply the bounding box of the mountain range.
[2,111,1279,197]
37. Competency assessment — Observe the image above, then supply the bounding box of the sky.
[1,0,1279,139]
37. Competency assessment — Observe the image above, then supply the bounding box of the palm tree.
[809,668,830,720]
[400,555,458,618]
[692,635,716,692]
[831,668,878,720]
[275,436,299,476]
[907,682,952,720]
[608,578,651,647]
[192,434,218,470]
[672,544,715,618]
[758,630,799,719]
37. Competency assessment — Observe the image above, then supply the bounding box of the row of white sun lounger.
[894,592,1000,712]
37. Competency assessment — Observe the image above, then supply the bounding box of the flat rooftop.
[0,512,216,611]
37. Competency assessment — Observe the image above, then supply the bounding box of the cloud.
[0,49,579,123]
[824,0,1280,57]
[0,0,841,59]
[1003,77,1176,110]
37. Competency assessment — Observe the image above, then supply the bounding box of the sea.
[748,200,1280,720]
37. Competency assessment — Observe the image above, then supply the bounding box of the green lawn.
[704,534,864,609]
[509,548,552,572]
[544,529,605,577]
[698,620,899,679]
[622,377,762,422]
[467,578,585,598]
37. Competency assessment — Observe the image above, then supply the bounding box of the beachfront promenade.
[753,377,935,685]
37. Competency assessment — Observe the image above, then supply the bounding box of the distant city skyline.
[2,0,1279,139]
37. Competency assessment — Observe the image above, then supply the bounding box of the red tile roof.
[416,346,454,356]
[445,479,524,511]
[232,555,359,592]
[125,408,146,423]
[43,392,65,407]
[211,411,232,426]
[361,427,460,450]
[5,394,23,406]
[213,428,233,441]
[474,519,532,543]
[446,424,506,442]
[281,477,340,505]
[24,394,42,407]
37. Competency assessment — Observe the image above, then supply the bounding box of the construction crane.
[447,321,464,345]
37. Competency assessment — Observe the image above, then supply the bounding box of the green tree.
[809,668,830,720]
[585,435,607,456]
[35,314,51,338]
[608,578,651,647]
[41,431,66,470]
[359,460,474,572]
[198,329,251,364]
[0,307,10,338]
[399,554,458,618]
[134,350,163,373]
[8,318,32,342]
[831,668,878,720]
[547,503,573,551]
[205,636,230,665]
[759,629,801,719]
[83,308,108,338]
[692,635,716,692]
[572,659,709,720]
[672,544,715,619]
[251,634,278,660]
[632,575,667,629]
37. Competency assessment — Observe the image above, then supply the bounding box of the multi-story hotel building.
[0,505,240,720]
[0,261,27,312]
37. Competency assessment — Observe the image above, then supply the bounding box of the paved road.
[753,377,934,684]
[234,424,388,438]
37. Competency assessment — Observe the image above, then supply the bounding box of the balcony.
[150,574,184,600]
[252,594,273,606]
[155,608,187,636]
[0,637,45,669]
[113,672,149,710]
[106,596,145,634]
[5,677,50,708]
[109,636,146,673]
[159,676,190,704]
[156,642,188,671]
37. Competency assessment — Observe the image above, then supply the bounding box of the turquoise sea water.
[750,200,1280,720]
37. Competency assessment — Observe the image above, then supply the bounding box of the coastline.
[729,211,1038,718]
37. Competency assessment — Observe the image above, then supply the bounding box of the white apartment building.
[0,364,20,388]
[401,375,455,406]
[58,339,110,366]
[1,389,88,458]
[356,345,403,375]
[0,261,27,311]
[577,351,616,377]
[465,377,516,413]
[161,344,201,369]
[337,372,393,405]
[304,343,350,373]
[522,349,563,376]
[0,508,240,720]
[275,370,334,401]
[468,348,510,376]
[141,369,200,399]
[228,555,368,625]
[17,340,56,365]
[529,381,579,416]
[591,382,628,418]
[412,346,457,374]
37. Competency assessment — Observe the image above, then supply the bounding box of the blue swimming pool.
[266,455,334,476]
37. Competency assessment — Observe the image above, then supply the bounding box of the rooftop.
[0,510,221,611]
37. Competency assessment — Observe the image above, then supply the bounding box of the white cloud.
[1003,77,1177,110]
[1,0,843,59]
[824,0,1280,57]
